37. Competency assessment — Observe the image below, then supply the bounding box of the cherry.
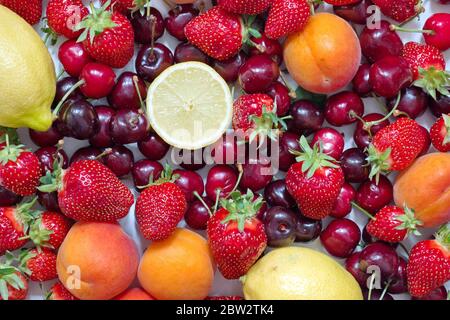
[211,52,247,83]
[386,87,428,119]
[355,176,393,214]
[346,252,369,287]
[287,100,324,135]
[58,39,92,77]
[70,146,103,165]
[205,165,238,201]
[136,43,174,82]
[359,21,403,63]
[239,159,273,192]
[278,132,300,172]
[110,109,149,145]
[89,106,115,148]
[132,159,163,189]
[184,198,213,230]
[359,242,399,283]
[178,149,207,171]
[174,42,209,64]
[353,113,390,150]
[238,54,280,93]
[35,146,68,175]
[211,133,240,165]
[352,64,372,97]
[311,128,345,160]
[165,4,199,41]
[255,194,268,221]
[264,179,296,209]
[54,77,84,105]
[295,213,322,242]
[333,0,373,25]
[331,183,356,218]
[340,148,369,183]
[56,99,98,140]
[369,56,413,98]
[429,92,450,117]
[363,290,394,300]
[249,34,283,65]
[79,63,116,99]
[325,91,364,127]
[173,169,204,203]
[130,8,165,44]
[320,219,361,258]
[103,146,134,178]
[264,206,298,248]
[412,286,448,300]
[108,72,147,110]
[265,81,291,116]
[418,125,431,156]
[422,13,450,51]
[138,132,170,161]
[29,124,63,147]
[0,185,22,207]
[388,257,408,294]
[37,190,60,212]
[361,224,398,248]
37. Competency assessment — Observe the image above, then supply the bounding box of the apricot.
[283,13,361,94]
[138,228,215,300]
[57,222,139,300]
[113,288,155,300]
[394,153,450,228]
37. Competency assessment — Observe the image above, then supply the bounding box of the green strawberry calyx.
[289,136,339,180]
[220,190,263,233]
[241,15,262,46]
[435,223,450,250]
[414,67,450,101]
[366,145,392,184]
[442,114,450,145]
[15,197,41,234]
[0,258,25,301]
[0,134,26,166]
[75,0,117,44]
[19,218,54,250]
[138,164,180,189]
[37,156,65,194]
[248,104,291,144]
[0,128,19,146]
[395,204,423,236]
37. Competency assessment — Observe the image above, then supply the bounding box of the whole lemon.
[242,247,363,300]
[0,5,55,131]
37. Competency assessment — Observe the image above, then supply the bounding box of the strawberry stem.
[435,223,450,250]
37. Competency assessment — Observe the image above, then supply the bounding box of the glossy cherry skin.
[363,290,394,300]
[165,4,198,41]
[0,185,22,207]
[110,109,149,145]
[131,159,164,189]
[29,124,63,147]
[179,149,207,171]
[352,64,372,97]
[54,77,84,106]
[369,56,413,98]
[287,100,324,135]
[205,165,238,201]
[173,169,204,203]
[264,206,298,248]
[130,8,165,44]
[264,179,296,208]
[295,213,322,242]
[135,43,174,82]
[330,183,356,218]
[211,52,247,83]
[89,106,115,148]
[138,132,170,161]
[359,21,403,63]
[35,146,68,175]
[359,242,399,283]
[80,63,116,99]
[70,146,103,165]
[430,93,450,117]
[412,286,448,300]
[58,39,92,77]
[353,113,390,150]
[361,224,398,248]
[278,132,300,172]
[333,0,373,25]
[386,87,428,119]
[423,13,450,51]
[37,190,60,212]
[340,148,369,183]
[346,252,369,287]
[325,91,364,127]
[249,34,283,65]
[174,42,209,64]
[211,133,239,165]
[184,198,213,230]
[103,146,134,178]
[255,194,268,221]
[56,99,98,140]
[311,128,345,160]
[388,257,408,294]
[239,160,273,192]
[320,219,361,258]
[108,72,147,110]
[238,54,280,93]
[265,81,291,116]
[356,176,393,214]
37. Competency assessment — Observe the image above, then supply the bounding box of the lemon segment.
[146,62,233,150]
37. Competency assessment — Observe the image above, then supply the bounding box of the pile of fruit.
[0,0,449,300]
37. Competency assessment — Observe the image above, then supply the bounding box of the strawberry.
[286,136,344,220]
[0,0,42,25]
[323,0,360,4]
[185,6,261,61]
[367,117,427,181]
[100,0,135,14]
[0,259,28,301]
[75,0,135,68]
[207,190,267,279]
[46,0,89,40]
[19,248,57,282]
[205,296,244,300]
[38,160,134,222]
[401,42,449,100]
[430,114,450,152]
[265,0,311,40]
[407,224,450,297]
[371,0,423,23]
[217,0,272,14]
[366,205,422,243]
[135,166,187,241]
[46,281,78,300]
[0,139,41,196]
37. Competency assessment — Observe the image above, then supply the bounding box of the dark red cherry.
[325,91,364,127]
[56,99,99,140]
[79,63,116,99]
[265,81,291,116]
[352,64,372,97]
[388,257,408,294]
[110,109,149,145]
[89,106,115,148]
[386,87,428,119]
[211,133,240,165]
[103,146,134,178]
[29,124,63,147]
[355,175,393,214]
[135,43,174,82]
[54,77,84,106]
[346,252,369,287]
[174,42,210,64]
[108,72,147,110]
[429,93,450,117]
[278,132,300,172]
[287,100,324,135]
[320,218,361,258]
[369,56,413,98]
[212,52,247,83]
[330,183,356,218]
[35,146,68,175]
[264,206,298,248]
[295,213,322,242]
[58,39,92,77]
[37,190,60,212]
[248,34,283,65]
[131,159,164,189]
[130,8,165,44]
[239,159,273,192]
[70,146,103,165]
[138,132,170,161]
[264,179,296,208]
[353,113,390,150]
[205,165,238,201]
[340,148,369,183]
[311,128,345,160]
[359,242,399,283]
[184,197,213,230]
[333,0,373,25]
[173,169,204,203]
[177,149,206,171]
[165,4,199,41]
[238,54,280,93]
[0,185,22,207]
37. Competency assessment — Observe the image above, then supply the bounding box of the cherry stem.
[133,76,146,110]
[229,170,243,195]
[398,242,410,257]
[52,79,85,119]
[56,69,65,81]
[213,189,221,214]
[390,25,434,35]
[95,148,112,160]
[368,272,376,301]
[359,93,401,133]
[149,15,157,59]
[351,201,375,221]
[193,191,213,217]
[379,278,392,300]
[279,73,297,99]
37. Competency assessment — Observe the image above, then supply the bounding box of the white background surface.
[16,0,450,299]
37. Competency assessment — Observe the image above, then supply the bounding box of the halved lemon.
[146,62,233,150]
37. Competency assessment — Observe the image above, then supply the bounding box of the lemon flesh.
[243,247,363,300]
[0,5,56,131]
[146,62,233,150]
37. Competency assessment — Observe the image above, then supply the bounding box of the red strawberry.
[46,0,89,40]
[205,296,244,300]
[185,6,260,61]
[430,114,450,152]
[371,0,423,23]
[407,224,450,297]
[25,211,72,250]
[0,0,42,25]
[207,190,267,279]
[265,0,311,40]
[135,166,187,241]
[323,0,360,4]
[46,281,78,300]
[100,0,135,14]
[366,205,422,243]
[75,1,134,68]
[38,160,134,222]
[0,262,28,300]
[19,248,57,282]
[367,117,428,181]
[401,42,449,100]
[286,136,344,220]
[217,0,272,14]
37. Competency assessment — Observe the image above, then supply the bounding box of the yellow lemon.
[242,247,363,300]
[0,5,55,131]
